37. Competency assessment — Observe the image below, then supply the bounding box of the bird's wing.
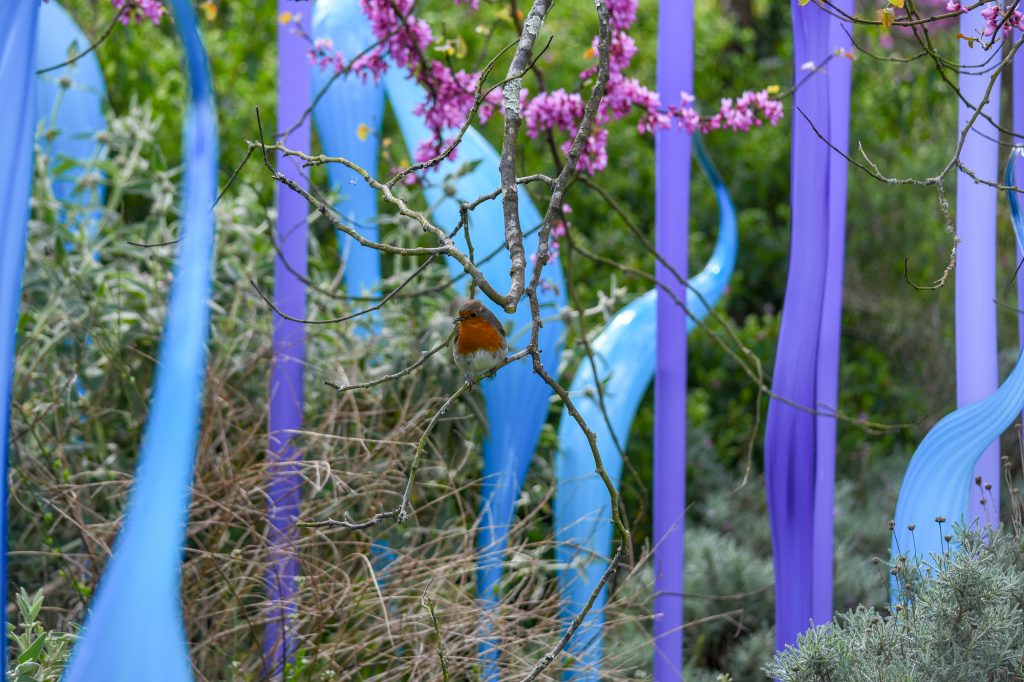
[482,308,506,336]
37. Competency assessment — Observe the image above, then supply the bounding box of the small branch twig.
[36,6,127,75]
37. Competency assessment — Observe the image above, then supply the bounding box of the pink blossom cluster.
[410,62,501,162]
[111,0,164,25]
[518,0,784,174]
[675,89,785,134]
[942,0,1024,38]
[567,0,669,172]
[305,36,390,80]
[308,38,345,74]
[361,0,432,69]
[341,0,784,179]
[562,128,609,175]
[980,3,1024,36]
[522,89,585,139]
[357,0,501,163]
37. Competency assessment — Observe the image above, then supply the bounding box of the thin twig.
[421,590,450,682]
[36,6,127,75]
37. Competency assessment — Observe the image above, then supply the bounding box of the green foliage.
[688,310,780,465]
[59,0,276,195]
[767,526,1024,681]
[6,589,75,682]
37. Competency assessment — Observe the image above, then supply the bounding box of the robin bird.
[452,299,508,384]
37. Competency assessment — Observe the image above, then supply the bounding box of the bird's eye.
[471,312,477,317]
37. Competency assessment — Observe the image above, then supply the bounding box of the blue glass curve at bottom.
[891,147,1024,594]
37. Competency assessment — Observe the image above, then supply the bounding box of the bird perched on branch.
[452,299,508,384]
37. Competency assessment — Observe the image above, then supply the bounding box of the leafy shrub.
[6,589,75,682]
[766,525,1024,681]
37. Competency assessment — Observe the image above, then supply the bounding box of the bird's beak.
[453,316,465,323]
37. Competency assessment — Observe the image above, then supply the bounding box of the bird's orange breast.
[456,319,505,354]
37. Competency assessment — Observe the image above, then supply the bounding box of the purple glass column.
[958,11,1001,519]
[1016,32,1024,415]
[653,0,692,677]
[765,0,831,653]
[265,2,311,677]
[812,5,852,625]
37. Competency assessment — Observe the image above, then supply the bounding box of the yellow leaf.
[956,32,977,47]
[201,1,217,21]
[584,46,596,59]
[278,10,292,24]
[766,84,781,95]
[455,35,468,59]
[357,124,372,141]
[798,0,812,6]
[889,0,904,6]
[382,137,393,148]
[880,6,895,28]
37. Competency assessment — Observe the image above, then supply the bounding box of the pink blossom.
[350,50,389,82]
[981,4,1000,34]
[414,136,460,164]
[308,38,346,74]
[666,89,784,134]
[111,0,164,25]
[980,3,1020,36]
[1012,8,1024,31]
[389,166,420,185]
[531,214,570,267]
[564,129,609,175]
[586,31,638,75]
[607,0,638,29]
[522,90,585,137]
